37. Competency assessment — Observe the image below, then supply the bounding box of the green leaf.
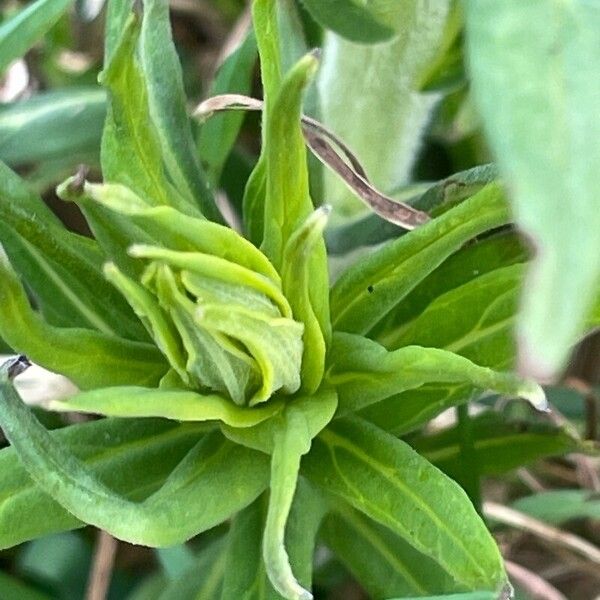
[321,507,459,598]
[282,207,331,393]
[223,391,336,600]
[261,52,319,270]
[0,251,166,389]
[139,0,220,221]
[0,162,144,337]
[49,386,283,428]
[0,88,105,166]
[317,3,453,219]
[325,165,498,254]
[328,332,545,416]
[302,417,507,591]
[0,365,270,546]
[466,0,600,380]
[0,417,205,548]
[412,411,591,482]
[511,490,600,526]
[330,183,510,335]
[197,31,257,186]
[157,537,227,600]
[220,499,282,600]
[299,0,395,44]
[394,594,498,600]
[373,232,527,348]
[0,0,74,74]
[100,12,194,216]
[0,571,52,600]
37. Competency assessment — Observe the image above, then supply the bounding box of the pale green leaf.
[330,183,510,334]
[0,417,205,548]
[0,88,105,166]
[0,251,166,389]
[0,365,270,546]
[466,0,600,379]
[302,417,507,591]
[139,0,220,221]
[49,386,283,428]
[328,332,545,416]
[512,490,600,526]
[0,0,74,74]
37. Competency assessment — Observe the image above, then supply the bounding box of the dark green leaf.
[321,507,459,599]
[0,0,74,74]
[302,417,507,591]
[0,161,146,337]
[0,88,105,166]
[466,0,600,379]
[299,0,395,44]
[412,411,591,480]
[330,183,510,334]
[0,417,204,549]
[0,571,52,600]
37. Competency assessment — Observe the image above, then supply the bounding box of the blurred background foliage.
[0,1,598,598]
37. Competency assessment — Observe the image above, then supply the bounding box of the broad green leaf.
[360,265,526,434]
[512,490,600,526]
[373,232,527,347]
[0,571,51,600]
[302,417,507,591]
[0,88,105,166]
[412,411,591,482]
[325,164,498,254]
[157,537,227,600]
[139,0,220,221]
[328,332,545,416]
[330,183,510,334]
[0,251,166,389]
[282,208,331,393]
[317,3,452,219]
[50,386,283,428]
[198,31,257,186]
[466,0,600,380]
[0,162,144,337]
[0,417,205,548]
[0,366,270,546]
[0,0,74,74]
[322,507,460,598]
[100,12,193,216]
[261,53,319,269]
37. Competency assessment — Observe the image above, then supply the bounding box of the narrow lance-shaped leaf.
[328,332,546,416]
[466,0,600,380]
[100,12,194,216]
[261,52,319,270]
[282,207,331,394]
[330,183,510,335]
[49,385,283,428]
[139,0,220,221]
[0,249,166,389]
[0,418,206,549]
[0,360,270,547]
[0,162,145,337]
[302,416,508,592]
[0,0,74,74]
